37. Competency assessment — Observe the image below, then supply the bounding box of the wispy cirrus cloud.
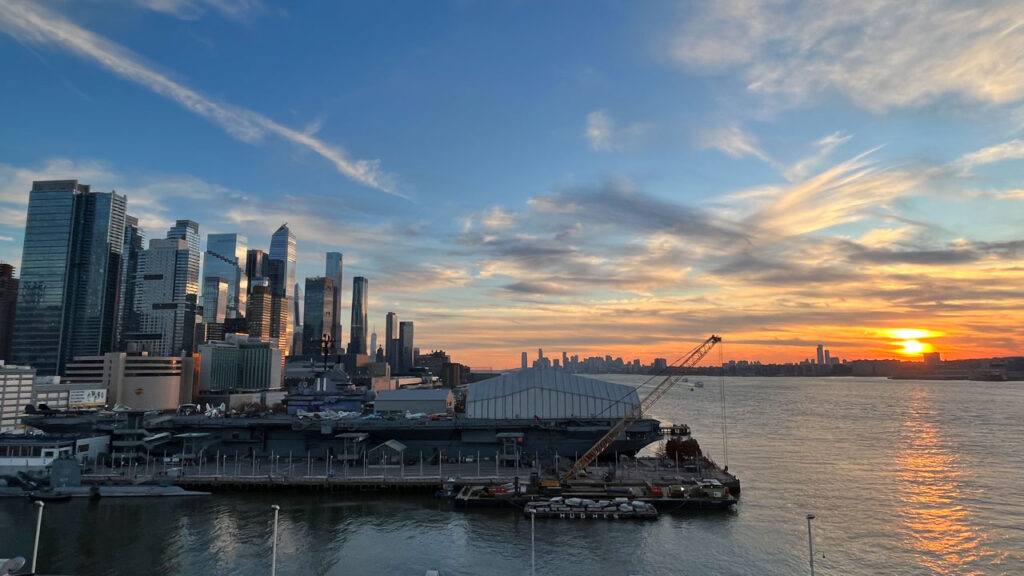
[956,139,1024,171]
[670,0,1024,112]
[584,110,648,151]
[699,125,775,165]
[0,1,397,195]
[132,0,268,21]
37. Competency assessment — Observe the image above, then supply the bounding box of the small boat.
[27,490,72,502]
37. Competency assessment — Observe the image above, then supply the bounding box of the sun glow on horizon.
[897,339,934,356]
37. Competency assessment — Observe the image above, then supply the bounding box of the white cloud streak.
[133,0,267,21]
[670,0,1024,112]
[584,110,648,151]
[956,139,1024,170]
[0,1,398,195]
[699,125,774,165]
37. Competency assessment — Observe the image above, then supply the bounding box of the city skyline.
[1,2,1023,368]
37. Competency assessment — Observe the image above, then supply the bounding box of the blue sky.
[1,0,1023,367]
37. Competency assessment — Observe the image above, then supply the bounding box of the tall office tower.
[301,277,334,356]
[347,276,369,355]
[0,264,18,363]
[268,224,296,355]
[247,280,272,340]
[204,233,248,320]
[521,352,527,370]
[293,281,302,328]
[398,321,414,374]
[326,252,343,353]
[538,348,544,361]
[165,220,200,297]
[816,344,825,365]
[245,249,268,284]
[116,215,144,350]
[385,311,399,373]
[562,351,568,370]
[370,328,377,358]
[202,277,228,324]
[127,235,199,356]
[12,180,127,376]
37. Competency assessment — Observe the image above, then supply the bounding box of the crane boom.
[560,335,721,483]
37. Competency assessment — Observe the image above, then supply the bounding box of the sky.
[1,0,1023,369]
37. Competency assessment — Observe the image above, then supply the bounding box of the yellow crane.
[560,335,722,483]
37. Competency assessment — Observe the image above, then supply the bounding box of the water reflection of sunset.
[896,399,989,575]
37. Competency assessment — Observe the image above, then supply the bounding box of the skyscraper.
[0,264,18,363]
[348,276,369,355]
[521,352,527,370]
[399,321,414,374]
[12,180,127,375]
[247,280,272,341]
[127,235,200,356]
[268,224,296,355]
[116,215,144,350]
[245,249,268,283]
[203,233,248,320]
[816,344,825,365]
[202,277,228,324]
[385,311,399,373]
[370,327,377,359]
[326,252,343,353]
[166,220,200,297]
[302,277,334,356]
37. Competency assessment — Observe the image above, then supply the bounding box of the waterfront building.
[62,352,195,412]
[30,375,107,413]
[126,234,200,357]
[198,334,282,392]
[399,321,414,374]
[0,363,35,431]
[348,276,369,355]
[116,216,144,350]
[0,264,18,363]
[326,252,343,353]
[302,277,334,357]
[12,180,127,376]
[385,311,399,373]
[203,233,248,320]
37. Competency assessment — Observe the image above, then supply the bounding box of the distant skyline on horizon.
[1,1,1023,369]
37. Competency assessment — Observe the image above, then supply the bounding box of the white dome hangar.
[466,368,639,419]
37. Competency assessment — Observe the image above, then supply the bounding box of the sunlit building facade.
[302,277,334,357]
[326,252,343,353]
[203,233,248,321]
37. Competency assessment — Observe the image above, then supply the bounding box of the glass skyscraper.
[268,224,296,355]
[12,180,127,375]
[326,252,343,353]
[116,215,144,350]
[203,233,248,321]
[302,277,334,357]
[348,276,368,355]
[166,220,200,298]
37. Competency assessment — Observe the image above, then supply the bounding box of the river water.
[2,376,1022,575]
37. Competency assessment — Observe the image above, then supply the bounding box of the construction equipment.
[560,335,721,483]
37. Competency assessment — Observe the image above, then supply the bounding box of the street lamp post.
[806,513,816,576]
[271,505,280,576]
[31,501,44,574]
